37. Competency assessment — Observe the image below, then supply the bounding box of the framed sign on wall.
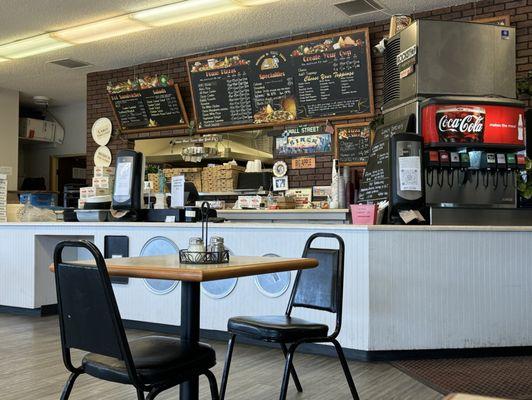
[107,76,189,134]
[335,122,373,166]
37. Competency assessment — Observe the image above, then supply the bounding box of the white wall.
[0,88,19,191]
[21,102,86,189]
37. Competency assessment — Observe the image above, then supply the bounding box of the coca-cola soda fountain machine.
[420,96,526,224]
[379,19,531,224]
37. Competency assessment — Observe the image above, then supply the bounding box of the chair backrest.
[53,240,137,380]
[286,233,345,327]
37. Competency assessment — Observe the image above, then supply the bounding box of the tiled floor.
[0,314,442,400]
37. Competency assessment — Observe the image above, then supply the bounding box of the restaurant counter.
[1,221,530,359]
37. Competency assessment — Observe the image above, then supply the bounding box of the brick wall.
[86,0,532,187]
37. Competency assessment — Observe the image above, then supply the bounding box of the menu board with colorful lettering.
[335,122,372,166]
[108,83,189,133]
[187,28,374,132]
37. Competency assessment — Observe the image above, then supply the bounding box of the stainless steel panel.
[431,207,532,225]
[425,170,516,207]
[384,20,517,109]
[417,20,516,99]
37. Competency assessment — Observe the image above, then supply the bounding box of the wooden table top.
[49,255,318,282]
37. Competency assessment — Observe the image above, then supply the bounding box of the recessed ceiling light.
[0,34,72,59]
[131,0,242,27]
[52,16,150,44]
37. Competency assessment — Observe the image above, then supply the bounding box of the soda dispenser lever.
[505,153,517,188]
[459,153,471,186]
[425,150,439,188]
[449,152,460,188]
[495,153,507,188]
[516,154,527,170]
[438,150,450,188]
[485,153,496,188]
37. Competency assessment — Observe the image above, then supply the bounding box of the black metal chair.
[219,233,359,400]
[53,240,220,400]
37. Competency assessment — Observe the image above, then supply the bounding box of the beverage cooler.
[421,96,526,210]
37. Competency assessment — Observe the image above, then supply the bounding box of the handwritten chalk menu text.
[109,85,188,133]
[335,123,372,166]
[187,28,373,132]
[358,138,391,202]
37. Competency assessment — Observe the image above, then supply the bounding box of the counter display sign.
[187,28,374,132]
[335,122,372,166]
[107,76,189,133]
[358,139,391,202]
[273,125,332,157]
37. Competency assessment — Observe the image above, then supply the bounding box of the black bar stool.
[219,233,359,400]
[53,240,220,400]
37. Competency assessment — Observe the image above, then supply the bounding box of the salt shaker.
[188,237,205,262]
[209,236,225,253]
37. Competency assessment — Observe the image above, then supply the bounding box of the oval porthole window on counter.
[254,253,292,298]
[201,247,238,299]
[141,237,180,295]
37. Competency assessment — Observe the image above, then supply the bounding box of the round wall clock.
[141,237,180,295]
[201,247,238,299]
[254,253,292,298]
[273,161,288,177]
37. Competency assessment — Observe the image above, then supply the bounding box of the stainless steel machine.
[380,20,529,225]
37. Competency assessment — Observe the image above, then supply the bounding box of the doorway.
[50,155,86,206]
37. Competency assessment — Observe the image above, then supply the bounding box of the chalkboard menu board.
[357,116,415,202]
[373,114,415,143]
[335,122,372,166]
[358,140,391,202]
[109,85,189,133]
[187,28,374,132]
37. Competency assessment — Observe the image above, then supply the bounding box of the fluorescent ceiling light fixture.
[234,0,280,5]
[52,16,150,44]
[0,34,72,59]
[131,0,243,26]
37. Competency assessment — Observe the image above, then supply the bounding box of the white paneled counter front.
[1,222,531,355]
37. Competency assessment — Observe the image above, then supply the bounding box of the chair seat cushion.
[82,336,216,385]
[228,315,328,342]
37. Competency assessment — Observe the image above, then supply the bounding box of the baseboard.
[122,319,532,362]
[0,303,57,317]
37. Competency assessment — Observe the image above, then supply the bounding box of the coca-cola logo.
[436,107,486,143]
[438,114,484,134]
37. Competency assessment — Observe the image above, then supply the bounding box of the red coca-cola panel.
[422,103,525,146]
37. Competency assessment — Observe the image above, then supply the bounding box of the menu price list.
[188,29,372,131]
[294,46,370,118]
[110,92,149,129]
[358,140,391,202]
[193,69,254,129]
[338,135,370,164]
[110,85,187,132]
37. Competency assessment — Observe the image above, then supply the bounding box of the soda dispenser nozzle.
[425,150,439,188]
[459,153,471,186]
[485,153,497,188]
[438,150,450,188]
[495,153,507,188]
